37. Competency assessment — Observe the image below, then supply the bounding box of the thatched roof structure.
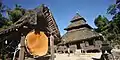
[64,13,91,31]
[62,28,100,43]
[71,13,86,22]
[61,13,101,44]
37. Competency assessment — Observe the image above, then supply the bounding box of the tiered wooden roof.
[64,13,91,31]
[71,13,86,22]
[62,28,100,43]
[61,13,100,44]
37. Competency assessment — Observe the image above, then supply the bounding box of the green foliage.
[7,10,22,22]
[107,4,117,15]
[107,0,120,15]
[0,4,25,30]
[0,14,5,27]
[94,15,109,32]
[0,2,7,28]
[95,17,120,45]
[7,4,25,23]
[0,2,6,13]
[94,0,120,45]
[0,3,26,59]
[106,0,120,45]
[5,20,13,26]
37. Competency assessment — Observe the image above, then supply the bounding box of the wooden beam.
[18,36,25,60]
[50,34,54,60]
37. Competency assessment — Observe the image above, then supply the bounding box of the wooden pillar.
[50,34,54,60]
[18,36,25,60]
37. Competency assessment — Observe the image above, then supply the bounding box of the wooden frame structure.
[0,4,60,60]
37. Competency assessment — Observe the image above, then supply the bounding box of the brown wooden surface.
[50,35,54,60]
[18,36,25,60]
[25,31,48,56]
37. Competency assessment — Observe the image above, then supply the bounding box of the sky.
[3,0,115,35]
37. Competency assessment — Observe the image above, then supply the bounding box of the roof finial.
[76,11,79,14]
[76,10,80,14]
[75,10,81,17]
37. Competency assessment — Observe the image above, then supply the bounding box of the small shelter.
[0,4,61,59]
[60,13,103,53]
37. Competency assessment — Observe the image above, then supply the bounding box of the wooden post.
[50,34,54,60]
[18,36,25,60]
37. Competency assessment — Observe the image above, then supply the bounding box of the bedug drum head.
[25,31,48,56]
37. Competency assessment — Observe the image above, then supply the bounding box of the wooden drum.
[25,31,48,56]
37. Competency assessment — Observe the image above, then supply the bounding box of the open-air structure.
[60,13,103,53]
[0,4,61,60]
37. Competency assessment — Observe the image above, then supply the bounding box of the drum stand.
[17,34,55,60]
[50,34,55,60]
[18,36,25,60]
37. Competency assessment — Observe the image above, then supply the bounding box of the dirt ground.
[24,49,120,60]
[54,53,102,60]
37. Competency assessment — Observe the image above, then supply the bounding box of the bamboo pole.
[18,36,25,60]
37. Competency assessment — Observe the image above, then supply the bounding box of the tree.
[94,0,120,45]
[107,0,120,45]
[0,2,8,28]
[94,15,109,32]
[0,2,6,13]
[7,4,25,23]
[107,4,117,15]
